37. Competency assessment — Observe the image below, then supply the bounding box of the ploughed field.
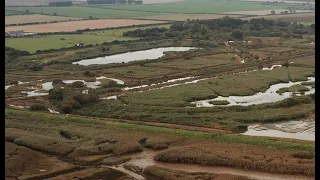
[5,19,168,33]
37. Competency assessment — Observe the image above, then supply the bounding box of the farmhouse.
[7,30,25,37]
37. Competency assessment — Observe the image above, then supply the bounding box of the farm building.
[7,30,25,37]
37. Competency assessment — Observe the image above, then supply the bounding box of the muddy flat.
[5,19,167,33]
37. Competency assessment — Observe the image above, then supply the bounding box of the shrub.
[291,152,314,159]
[52,79,64,85]
[83,70,95,77]
[65,100,82,109]
[73,93,99,105]
[9,81,18,85]
[48,88,64,100]
[71,81,84,88]
[29,65,43,71]
[61,104,72,114]
[108,80,117,86]
[30,104,47,111]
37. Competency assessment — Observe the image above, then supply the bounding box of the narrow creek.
[193,77,315,107]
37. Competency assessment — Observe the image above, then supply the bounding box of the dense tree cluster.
[123,16,314,41]
[5,47,30,64]
[123,27,167,37]
[48,1,73,6]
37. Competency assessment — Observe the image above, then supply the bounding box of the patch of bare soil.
[5,19,167,33]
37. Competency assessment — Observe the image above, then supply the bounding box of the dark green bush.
[30,104,47,111]
[48,88,64,100]
[73,93,99,105]
[61,104,73,114]
[71,81,84,88]
[9,81,18,85]
[52,79,64,85]
[83,70,95,77]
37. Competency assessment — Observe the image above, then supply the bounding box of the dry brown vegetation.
[5,14,81,25]
[5,142,75,180]
[144,165,255,180]
[5,19,168,33]
[155,142,315,176]
[5,109,181,162]
[47,167,134,180]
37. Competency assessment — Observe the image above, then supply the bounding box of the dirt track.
[5,19,167,33]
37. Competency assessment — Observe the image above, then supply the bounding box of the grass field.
[91,1,290,14]
[5,9,26,16]
[140,14,239,21]
[242,12,315,21]
[5,24,170,53]
[5,6,161,19]
[5,14,82,25]
[299,21,315,26]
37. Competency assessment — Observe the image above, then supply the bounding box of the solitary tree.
[271,10,276,15]
[53,12,57,16]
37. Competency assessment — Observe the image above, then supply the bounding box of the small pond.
[72,47,196,66]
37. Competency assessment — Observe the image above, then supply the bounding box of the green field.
[300,21,315,26]
[5,9,26,16]
[5,6,160,19]
[91,0,290,14]
[5,24,170,53]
